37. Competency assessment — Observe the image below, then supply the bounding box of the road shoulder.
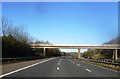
[1,57,55,74]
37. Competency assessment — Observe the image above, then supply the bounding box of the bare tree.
[2,17,13,36]
[11,26,29,43]
[2,17,30,43]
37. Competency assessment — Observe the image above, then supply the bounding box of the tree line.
[2,17,61,58]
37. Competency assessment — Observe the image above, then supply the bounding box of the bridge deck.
[30,44,120,49]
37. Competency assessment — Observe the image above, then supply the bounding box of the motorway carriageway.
[0,56,119,78]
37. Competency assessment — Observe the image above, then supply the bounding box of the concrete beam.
[78,48,80,59]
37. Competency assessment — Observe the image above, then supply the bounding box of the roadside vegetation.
[69,52,77,57]
[82,37,120,71]
[82,35,120,60]
[1,17,62,64]
[82,51,106,59]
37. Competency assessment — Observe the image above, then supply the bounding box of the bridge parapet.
[30,43,53,46]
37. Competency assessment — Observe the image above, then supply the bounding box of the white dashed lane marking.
[58,63,60,65]
[57,67,59,70]
[77,64,80,66]
[58,59,61,63]
[86,69,91,72]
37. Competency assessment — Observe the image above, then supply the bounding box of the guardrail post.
[43,48,46,57]
[78,48,80,59]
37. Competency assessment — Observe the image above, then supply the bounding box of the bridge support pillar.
[113,49,118,60]
[112,50,115,60]
[115,49,118,60]
[43,48,46,57]
[78,48,80,59]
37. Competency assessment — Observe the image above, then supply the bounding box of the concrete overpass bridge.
[30,44,119,60]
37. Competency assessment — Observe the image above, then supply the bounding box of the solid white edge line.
[0,57,56,78]
[86,69,91,72]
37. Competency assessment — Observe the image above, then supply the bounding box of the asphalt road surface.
[1,56,119,78]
